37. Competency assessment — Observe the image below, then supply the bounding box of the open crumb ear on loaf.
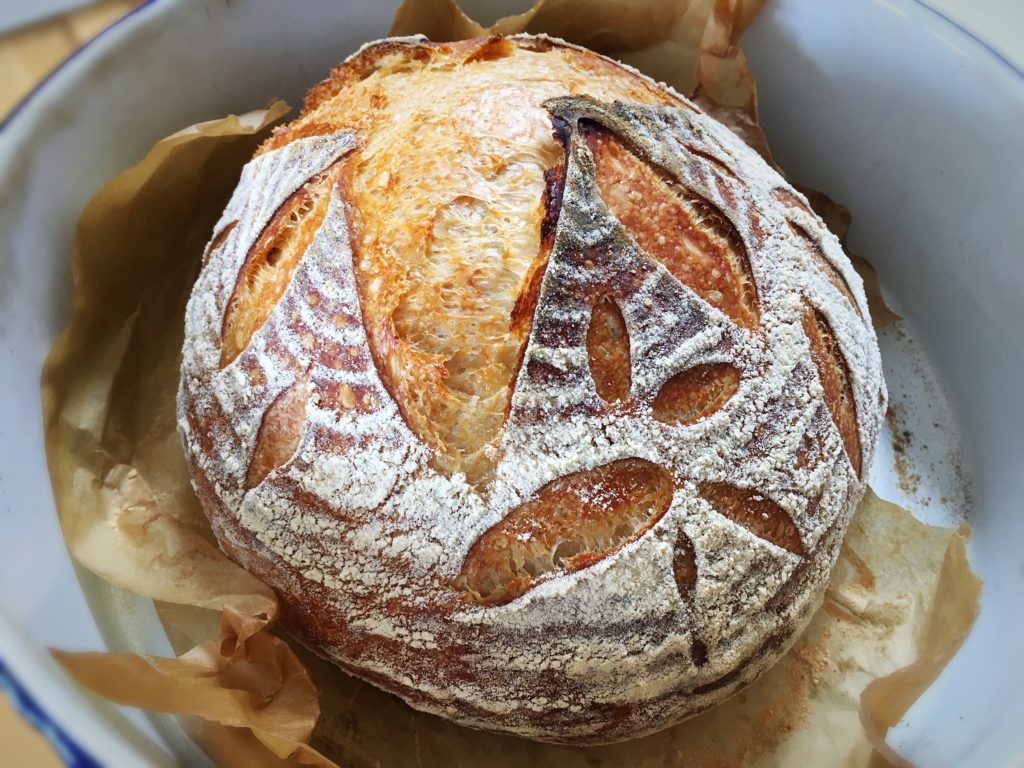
[279,37,686,490]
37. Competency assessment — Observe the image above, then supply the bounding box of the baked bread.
[178,35,885,744]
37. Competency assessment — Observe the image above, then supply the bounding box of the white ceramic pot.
[0,1,1020,765]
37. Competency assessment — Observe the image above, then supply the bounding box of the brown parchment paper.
[42,102,332,768]
[40,1,970,766]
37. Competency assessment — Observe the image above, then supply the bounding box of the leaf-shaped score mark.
[221,163,341,367]
[458,459,674,605]
[353,156,562,490]
[652,363,741,425]
[698,482,805,556]
[672,531,708,666]
[246,376,309,489]
[586,295,631,403]
[802,304,862,476]
[583,126,759,330]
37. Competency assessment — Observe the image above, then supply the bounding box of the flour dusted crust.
[178,35,886,744]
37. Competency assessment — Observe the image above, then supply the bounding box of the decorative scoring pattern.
[178,36,885,744]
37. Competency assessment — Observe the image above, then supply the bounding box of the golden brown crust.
[178,35,885,744]
[245,374,309,488]
[697,481,806,556]
[585,128,759,330]
[457,458,674,605]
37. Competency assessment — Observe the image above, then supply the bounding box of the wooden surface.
[0,0,140,118]
[0,693,63,768]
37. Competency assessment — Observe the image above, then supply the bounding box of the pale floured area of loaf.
[177,35,887,743]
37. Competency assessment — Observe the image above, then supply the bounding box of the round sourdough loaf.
[178,34,885,743]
